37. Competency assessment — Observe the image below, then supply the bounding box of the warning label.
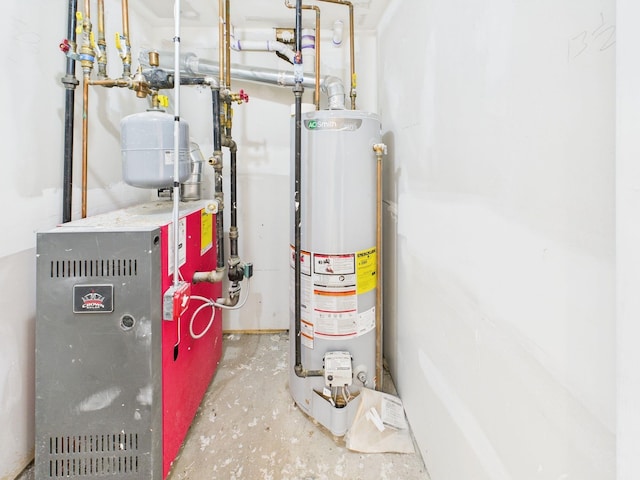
[291,249,375,342]
[201,209,213,255]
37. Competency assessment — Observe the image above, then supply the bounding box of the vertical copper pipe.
[97,0,107,78]
[97,0,105,42]
[122,0,130,47]
[316,0,356,109]
[81,0,90,219]
[81,79,89,218]
[218,0,225,86]
[347,2,355,109]
[122,0,132,77]
[225,0,231,88]
[313,6,320,110]
[373,144,385,390]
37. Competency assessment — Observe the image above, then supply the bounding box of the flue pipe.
[316,0,356,109]
[373,143,386,390]
[285,0,321,110]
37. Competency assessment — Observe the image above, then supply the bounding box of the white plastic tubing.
[230,29,296,63]
[172,0,182,287]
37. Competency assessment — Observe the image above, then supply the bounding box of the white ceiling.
[131,0,388,32]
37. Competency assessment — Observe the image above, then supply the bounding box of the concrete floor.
[18,332,429,479]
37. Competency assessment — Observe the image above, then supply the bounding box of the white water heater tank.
[121,111,191,188]
[289,110,381,436]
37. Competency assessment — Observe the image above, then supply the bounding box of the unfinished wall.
[378,1,615,478]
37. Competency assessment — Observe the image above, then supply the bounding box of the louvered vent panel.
[50,259,138,278]
[47,433,140,477]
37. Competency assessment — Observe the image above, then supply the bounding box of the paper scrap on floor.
[345,387,415,454]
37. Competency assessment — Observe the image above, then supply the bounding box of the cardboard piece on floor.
[345,388,415,454]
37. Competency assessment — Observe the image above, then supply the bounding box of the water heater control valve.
[324,351,353,387]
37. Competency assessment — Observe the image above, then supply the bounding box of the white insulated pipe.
[172,0,182,287]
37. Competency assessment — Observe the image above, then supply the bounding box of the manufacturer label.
[304,118,363,132]
[73,284,114,313]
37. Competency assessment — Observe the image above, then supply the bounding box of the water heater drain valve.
[324,351,353,387]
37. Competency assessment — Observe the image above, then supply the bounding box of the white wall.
[378,1,615,479]
[0,2,153,478]
[616,0,640,478]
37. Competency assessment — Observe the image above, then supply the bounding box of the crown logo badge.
[81,290,106,310]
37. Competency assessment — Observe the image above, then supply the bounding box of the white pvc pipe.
[230,34,296,64]
[172,0,181,287]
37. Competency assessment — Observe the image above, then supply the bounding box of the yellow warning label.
[201,209,213,254]
[356,247,376,294]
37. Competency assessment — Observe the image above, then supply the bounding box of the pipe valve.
[230,89,249,104]
[59,38,72,54]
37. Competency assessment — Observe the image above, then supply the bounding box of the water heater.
[35,201,222,479]
[289,110,381,436]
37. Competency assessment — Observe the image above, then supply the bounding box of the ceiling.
[131,0,388,32]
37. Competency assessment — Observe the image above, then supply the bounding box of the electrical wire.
[189,299,216,339]
[188,279,251,339]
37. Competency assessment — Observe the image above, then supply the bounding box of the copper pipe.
[316,0,355,109]
[373,143,386,390]
[311,5,320,110]
[122,0,130,42]
[97,0,107,78]
[88,78,130,87]
[286,1,321,110]
[218,0,225,86]
[81,78,89,218]
[225,0,231,88]
[84,0,90,17]
[121,0,132,78]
